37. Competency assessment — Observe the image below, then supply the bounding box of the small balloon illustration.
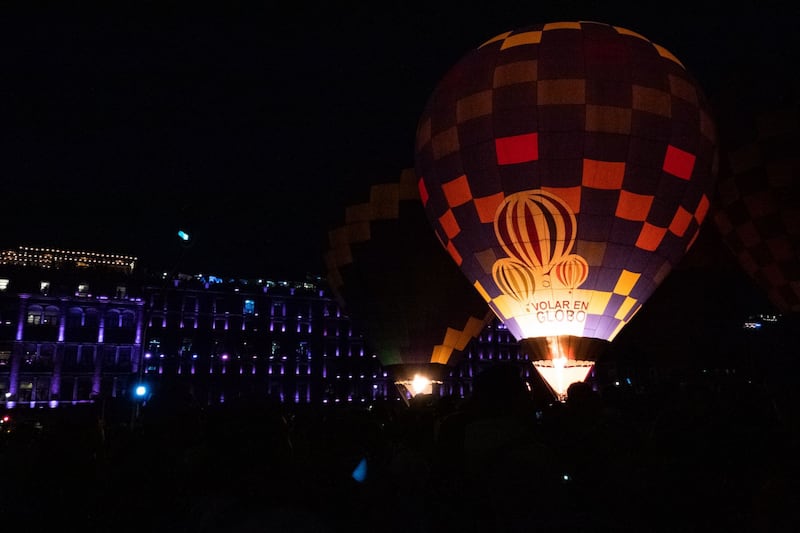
[553,254,589,290]
[492,257,537,308]
[494,190,577,269]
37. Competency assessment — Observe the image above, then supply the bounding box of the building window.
[118,347,132,367]
[103,346,117,366]
[27,305,43,325]
[84,309,99,328]
[106,310,121,328]
[120,311,135,329]
[40,281,50,295]
[43,306,59,325]
[183,296,197,312]
[63,346,78,368]
[67,308,84,327]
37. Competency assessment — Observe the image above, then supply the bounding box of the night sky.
[1,2,795,280]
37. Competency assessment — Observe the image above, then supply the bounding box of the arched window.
[120,311,136,329]
[43,305,60,325]
[67,307,84,328]
[83,308,99,328]
[106,309,121,328]
[26,305,43,325]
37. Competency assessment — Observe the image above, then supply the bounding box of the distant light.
[134,385,148,398]
[178,230,190,241]
[352,457,368,483]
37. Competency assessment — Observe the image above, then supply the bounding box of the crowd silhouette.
[1,362,797,532]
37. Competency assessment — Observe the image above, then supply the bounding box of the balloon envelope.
[325,169,493,398]
[711,71,798,314]
[415,21,718,399]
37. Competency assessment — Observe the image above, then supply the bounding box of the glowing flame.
[410,374,432,395]
[394,373,440,403]
[533,356,594,402]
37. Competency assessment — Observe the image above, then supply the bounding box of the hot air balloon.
[711,70,798,315]
[325,168,494,402]
[415,21,718,401]
[710,68,799,418]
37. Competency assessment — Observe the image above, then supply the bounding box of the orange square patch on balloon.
[438,209,461,239]
[446,240,463,266]
[615,190,653,221]
[694,194,710,223]
[636,222,667,251]
[582,159,625,190]
[442,175,473,208]
[669,206,693,237]
[473,192,505,223]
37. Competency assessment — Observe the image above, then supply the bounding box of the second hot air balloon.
[415,21,718,400]
[325,168,493,402]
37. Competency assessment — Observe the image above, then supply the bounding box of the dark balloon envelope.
[324,168,493,399]
[414,21,718,400]
[711,70,799,314]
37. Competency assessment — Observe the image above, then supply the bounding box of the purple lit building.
[0,246,536,412]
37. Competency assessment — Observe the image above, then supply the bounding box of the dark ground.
[1,363,798,533]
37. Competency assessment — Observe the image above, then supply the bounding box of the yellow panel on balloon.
[613,270,641,296]
[586,291,612,315]
[473,280,492,303]
[431,345,452,365]
[615,296,638,320]
[499,31,542,49]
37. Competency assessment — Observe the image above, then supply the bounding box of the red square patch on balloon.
[495,133,539,165]
[662,145,695,180]
[418,178,429,206]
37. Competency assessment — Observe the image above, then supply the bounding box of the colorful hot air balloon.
[325,168,494,401]
[415,21,718,401]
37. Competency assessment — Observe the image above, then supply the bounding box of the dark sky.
[1,2,796,279]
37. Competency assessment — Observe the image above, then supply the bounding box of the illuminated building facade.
[0,247,534,410]
[1,245,137,273]
[0,251,142,408]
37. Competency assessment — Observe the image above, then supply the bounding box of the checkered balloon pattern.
[712,72,799,313]
[325,169,493,379]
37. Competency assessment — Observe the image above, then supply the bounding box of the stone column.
[8,294,30,400]
[132,301,145,374]
[50,297,69,400]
